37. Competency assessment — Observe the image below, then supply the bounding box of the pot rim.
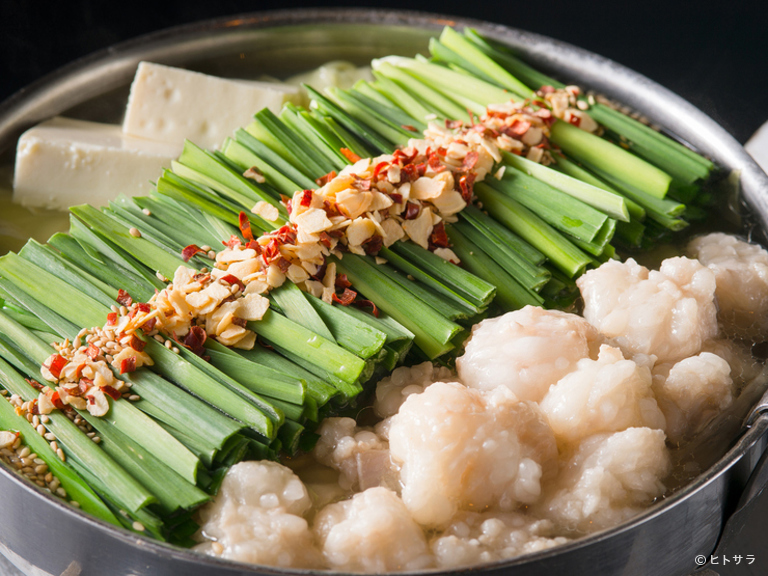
[1,7,768,575]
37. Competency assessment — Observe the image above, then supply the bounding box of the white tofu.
[13,117,178,210]
[122,62,301,149]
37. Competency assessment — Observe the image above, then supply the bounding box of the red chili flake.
[220,274,245,292]
[459,173,476,203]
[429,222,450,248]
[106,312,117,326]
[262,238,281,265]
[280,194,293,215]
[86,395,96,406]
[119,357,137,374]
[335,274,352,289]
[428,152,446,173]
[72,363,86,380]
[315,171,337,186]
[568,114,582,128]
[401,124,418,132]
[353,299,380,317]
[485,108,509,120]
[352,175,372,191]
[244,240,261,254]
[327,229,344,238]
[181,244,204,262]
[238,212,254,241]
[222,235,242,249]
[183,326,208,357]
[72,379,91,396]
[462,150,479,171]
[48,355,67,379]
[340,148,361,163]
[389,192,403,204]
[274,225,297,245]
[50,391,66,410]
[404,202,421,220]
[129,335,146,352]
[535,108,552,119]
[116,289,133,307]
[363,235,383,255]
[85,342,101,360]
[319,231,333,249]
[539,85,555,94]
[372,161,389,181]
[312,260,328,282]
[508,119,531,137]
[323,199,340,218]
[141,317,157,334]
[332,288,357,306]
[275,257,291,273]
[137,303,151,314]
[25,378,43,391]
[400,163,418,183]
[257,337,274,351]
[299,190,313,207]
[30,399,39,415]
[473,123,499,139]
[445,119,463,130]
[415,162,427,177]
[102,385,122,401]
[467,109,477,125]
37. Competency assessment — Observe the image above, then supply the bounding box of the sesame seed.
[132,521,145,532]
[110,305,119,314]
[142,209,152,216]
[156,271,168,282]
[128,395,141,402]
[172,347,180,354]
[164,340,173,349]
[18,446,30,459]
[50,441,58,452]
[57,449,66,462]
[70,501,80,508]
[35,464,47,475]
[56,487,67,497]
[119,306,128,316]
[154,335,164,342]
[207,251,216,259]
[36,425,45,436]
[129,227,141,238]
[212,542,224,555]
[44,433,56,441]
[200,245,212,252]
[92,437,101,444]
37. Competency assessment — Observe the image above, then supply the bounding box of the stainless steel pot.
[1,8,767,576]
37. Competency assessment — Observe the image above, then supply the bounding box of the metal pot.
[1,8,767,576]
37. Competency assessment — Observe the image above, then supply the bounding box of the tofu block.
[13,117,179,210]
[122,62,301,149]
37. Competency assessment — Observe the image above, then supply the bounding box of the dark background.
[0,0,767,144]
[0,3,767,576]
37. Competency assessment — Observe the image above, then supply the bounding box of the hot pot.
[0,8,767,576]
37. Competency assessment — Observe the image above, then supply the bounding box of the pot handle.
[705,404,768,575]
